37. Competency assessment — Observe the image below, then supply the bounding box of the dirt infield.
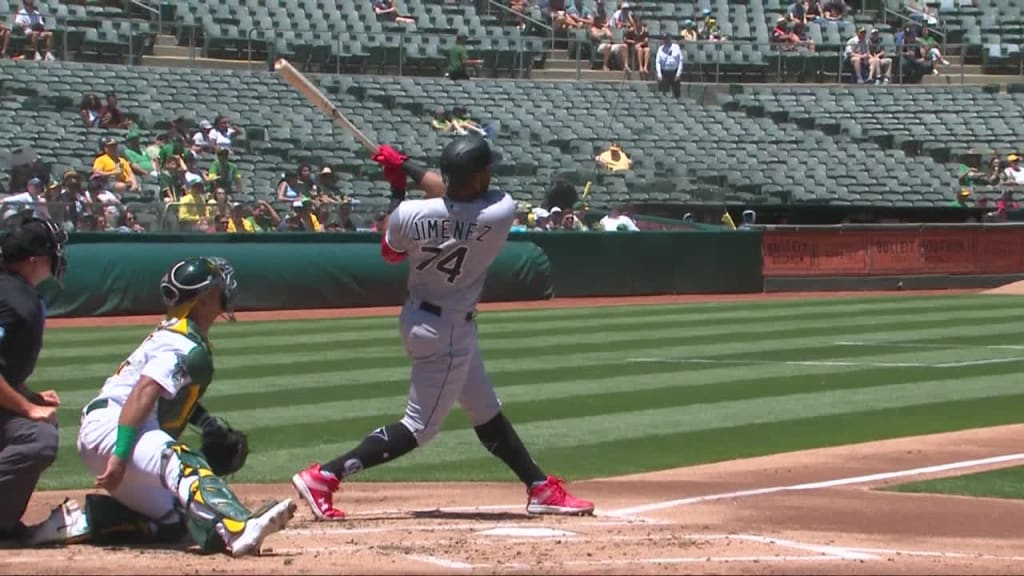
[11,424,1024,575]
[46,289,979,328]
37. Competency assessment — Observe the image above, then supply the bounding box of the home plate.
[476,527,579,538]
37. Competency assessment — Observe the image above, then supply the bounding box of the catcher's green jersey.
[98,317,214,439]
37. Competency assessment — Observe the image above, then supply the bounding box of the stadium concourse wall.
[47,231,765,317]
[761,224,1024,292]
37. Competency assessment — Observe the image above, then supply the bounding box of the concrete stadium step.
[920,72,1020,86]
[154,34,178,47]
[141,55,256,70]
[530,68,630,81]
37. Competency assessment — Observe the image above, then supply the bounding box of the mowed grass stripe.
[39,295,1003,353]
[32,305,1024,385]
[50,340,1024,446]
[44,391,1024,488]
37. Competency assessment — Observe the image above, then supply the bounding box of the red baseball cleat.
[527,476,595,516]
[291,464,346,521]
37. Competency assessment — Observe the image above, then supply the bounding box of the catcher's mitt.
[201,421,249,476]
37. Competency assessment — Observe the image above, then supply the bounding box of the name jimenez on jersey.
[410,218,493,243]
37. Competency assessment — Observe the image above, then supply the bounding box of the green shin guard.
[163,442,253,553]
[82,494,186,546]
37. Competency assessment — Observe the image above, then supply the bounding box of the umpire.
[0,216,68,542]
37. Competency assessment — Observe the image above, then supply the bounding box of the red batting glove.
[382,164,407,192]
[371,144,408,169]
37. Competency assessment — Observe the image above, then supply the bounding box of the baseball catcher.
[29,256,294,556]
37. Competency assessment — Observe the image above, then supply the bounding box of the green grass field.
[35,294,1024,490]
[885,466,1024,500]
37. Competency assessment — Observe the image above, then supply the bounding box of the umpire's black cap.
[439,134,502,186]
[0,217,68,282]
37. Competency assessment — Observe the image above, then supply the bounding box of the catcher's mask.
[0,216,69,285]
[160,256,238,318]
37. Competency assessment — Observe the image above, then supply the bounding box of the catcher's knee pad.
[162,442,252,553]
[82,494,185,545]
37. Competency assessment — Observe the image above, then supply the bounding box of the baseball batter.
[32,257,295,555]
[292,135,594,519]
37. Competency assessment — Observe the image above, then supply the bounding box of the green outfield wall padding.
[52,231,763,317]
[513,231,764,297]
[50,236,553,317]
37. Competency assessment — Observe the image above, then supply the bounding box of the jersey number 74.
[416,246,469,284]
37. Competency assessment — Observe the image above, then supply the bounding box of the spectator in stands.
[191,119,214,153]
[0,23,9,58]
[79,94,102,128]
[250,200,280,231]
[92,137,139,194]
[680,19,698,42]
[771,18,799,51]
[655,33,683,98]
[592,16,627,71]
[276,170,303,202]
[85,175,122,217]
[1003,154,1024,185]
[866,29,892,83]
[317,165,340,196]
[169,116,191,143]
[804,0,822,20]
[610,1,633,29]
[182,151,207,186]
[123,127,158,183]
[821,0,846,20]
[14,0,54,61]
[563,0,593,29]
[595,143,632,172]
[844,27,870,83]
[699,12,725,41]
[114,209,146,233]
[226,202,256,233]
[599,206,639,231]
[337,199,358,231]
[158,155,184,204]
[1,176,47,220]
[210,186,230,217]
[99,93,131,129]
[279,198,322,232]
[446,34,482,81]
[792,22,814,52]
[996,188,1018,217]
[561,210,586,231]
[983,157,1008,186]
[787,0,806,23]
[896,23,931,82]
[54,169,83,230]
[208,148,242,196]
[951,188,971,207]
[296,162,315,196]
[624,19,649,78]
[178,174,210,230]
[918,25,949,72]
[159,134,188,169]
[208,114,241,151]
[372,0,416,24]
[145,134,166,165]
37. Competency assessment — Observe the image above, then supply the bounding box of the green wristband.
[113,425,138,459]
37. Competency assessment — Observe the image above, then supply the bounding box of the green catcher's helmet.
[160,256,238,317]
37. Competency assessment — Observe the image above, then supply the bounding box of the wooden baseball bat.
[273,58,378,155]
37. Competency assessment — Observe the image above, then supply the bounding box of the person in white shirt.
[610,1,632,28]
[599,206,639,231]
[208,115,241,151]
[1003,154,1024,185]
[844,28,870,83]
[191,120,214,152]
[655,33,683,98]
[2,177,48,220]
[13,0,53,61]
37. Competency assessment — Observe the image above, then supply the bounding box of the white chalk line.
[287,519,636,536]
[404,554,478,570]
[349,504,521,517]
[836,340,1024,351]
[605,452,1024,517]
[840,546,1024,561]
[627,356,1024,369]
[731,534,878,560]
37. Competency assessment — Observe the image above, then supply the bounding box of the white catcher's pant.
[77,401,179,524]
[398,299,503,445]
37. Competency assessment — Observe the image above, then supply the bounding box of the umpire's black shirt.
[0,270,45,389]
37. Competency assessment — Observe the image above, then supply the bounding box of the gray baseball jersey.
[385,189,515,312]
[383,189,515,446]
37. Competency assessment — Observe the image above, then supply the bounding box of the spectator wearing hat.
[655,33,683,98]
[191,120,215,153]
[208,148,242,196]
[1,177,48,221]
[1003,154,1024,185]
[226,202,256,233]
[157,154,185,204]
[91,138,139,194]
[182,151,207,185]
[951,189,971,208]
[13,0,53,61]
[279,199,322,232]
[52,169,83,229]
[316,165,341,196]
[867,29,892,83]
[680,19,698,41]
[844,27,870,83]
[122,127,158,181]
[177,174,211,229]
[610,1,633,29]
[699,14,724,41]
[595,143,632,172]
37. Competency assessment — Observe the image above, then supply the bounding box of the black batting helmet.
[160,256,238,317]
[0,216,68,284]
[439,134,499,190]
